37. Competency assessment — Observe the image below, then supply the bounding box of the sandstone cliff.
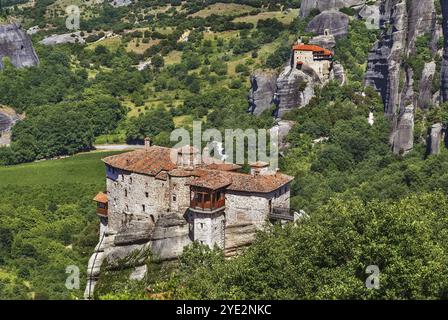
[364,0,443,155]
[0,23,39,69]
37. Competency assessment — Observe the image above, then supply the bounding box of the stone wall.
[192,210,225,248]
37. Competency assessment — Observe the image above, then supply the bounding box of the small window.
[125,189,128,197]
[122,175,124,182]
[142,204,146,212]
[125,204,129,211]
[173,195,177,202]
[130,177,133,184]
[145,192,149,198]
[200,223,204,229]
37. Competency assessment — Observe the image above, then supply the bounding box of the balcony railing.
[96,206,108,217]
[269,207,294,221]
[190,198,225,211]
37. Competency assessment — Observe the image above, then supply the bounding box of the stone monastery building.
[292,42,333,80]
[87,140,295,298]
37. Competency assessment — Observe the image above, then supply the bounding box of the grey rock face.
[417,61,436,109]
[427,123,443,155]
[332,62,346,85]
[275,65,316,117]
[300,0,365,18]
[441,0,448,102]
[306,10,350,38]
[248,70,278,116]
[151,213,192,261]
[364,0,407,117]
[391,105,414,155]
[0,23,39,69]
[0,107,20,146]
[309,34,337,50]
[406,0,436,56]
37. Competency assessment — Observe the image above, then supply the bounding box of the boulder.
[247,70,278,116]
[0,23,39,69]
[300,0,366,18]
[306,10,350,38]
[427,123,443,155]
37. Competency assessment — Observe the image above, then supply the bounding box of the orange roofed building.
[292,41,333,80]
[87,140,295,298]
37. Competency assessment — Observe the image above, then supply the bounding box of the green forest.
[1,0,448,300]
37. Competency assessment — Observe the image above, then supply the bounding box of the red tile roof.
[292,44,333,56]
[103,146,176,176]
[103,146,293,193]
[93,192,108,203]
[189,170,293,193]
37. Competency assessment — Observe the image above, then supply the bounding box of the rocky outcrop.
[364,0,407,117]
[309,34,337,50]
[306,10,350,38]
[427,123,444,155]
[274,65,317,117]
[331,62,346,85]
[40,32,85,46]
[248,70,278,116]
[151,213,192,261]
[417,61,436,109]
[441,0,448,102]
[85,209,196,298]
[300,0,366,18]
[0,107,20,146]
[0,23,39,69]
[406,0,436,56]
[391,105,414,155]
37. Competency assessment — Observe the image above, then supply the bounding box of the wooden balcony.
[93,192,108,217]
[190,187,225,213]
[96,206,108,217]
[269,207,294,221]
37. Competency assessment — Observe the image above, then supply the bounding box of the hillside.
[0,151,120,299]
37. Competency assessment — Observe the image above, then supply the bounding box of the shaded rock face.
[306,10,350,38]
[427,123,444,155]
[300,0,365,18]
[0,23,39,69]
[275,65,316,117]
[441,0,448,102]
[248,71,278,116]
[391,105,414,155]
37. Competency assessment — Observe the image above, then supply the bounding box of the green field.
[0,151,119,187]
[0,150,125,299]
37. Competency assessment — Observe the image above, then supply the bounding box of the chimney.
[249,161,270,176]
[144,137,151,150]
